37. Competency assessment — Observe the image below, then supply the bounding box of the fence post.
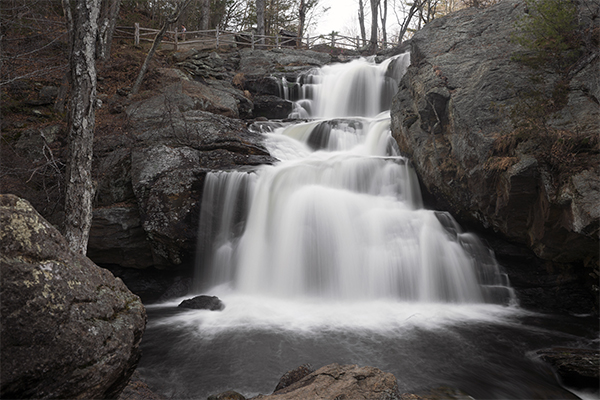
[134,23,139,46]
[174,27,178,50]
[216,25,219,48]
[356,36,359,50]
[251,32,255,50]
[330,32,335,47]
[276,34,279,49]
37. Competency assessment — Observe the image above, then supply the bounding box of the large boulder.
[0,194,146,399]
[391,0,599,299]
[252,363,401,400]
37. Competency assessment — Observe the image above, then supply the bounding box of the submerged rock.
[178,295,225,311]
[0,194,146,399]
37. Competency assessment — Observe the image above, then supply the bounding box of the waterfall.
[194,53,515,305]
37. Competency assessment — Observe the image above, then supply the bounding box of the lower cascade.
[140,54,597,400]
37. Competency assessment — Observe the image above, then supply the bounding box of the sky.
[313,0,358,36]
[311,0,401,41]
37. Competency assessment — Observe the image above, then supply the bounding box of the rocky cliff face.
[391,0,599,304]
[0,194,146,399]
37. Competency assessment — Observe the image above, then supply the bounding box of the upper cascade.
[283,53,411,119]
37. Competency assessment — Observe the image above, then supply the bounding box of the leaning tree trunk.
[96,0,121,61]
[62,0,101,254]
[131,0,192,95]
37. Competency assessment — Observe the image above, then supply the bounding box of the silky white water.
[194,54,514,307]
[140,54,598,400]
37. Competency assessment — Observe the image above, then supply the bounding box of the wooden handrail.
[120,25,398,52]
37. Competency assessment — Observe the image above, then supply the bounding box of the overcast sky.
[311,0,401,40]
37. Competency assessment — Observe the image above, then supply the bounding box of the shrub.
[511,0,582,74]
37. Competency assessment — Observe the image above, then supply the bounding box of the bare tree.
[61,0,101,254]
[358,0,367,46]
[131,0,192,95]
[379,0,388,45]
[298,0,307,45]
[369,0,380,51]
[256,0,265,44]
[394,0,422,44]
[200,0,210,30]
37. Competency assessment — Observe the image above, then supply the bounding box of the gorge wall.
[390,0,599,311]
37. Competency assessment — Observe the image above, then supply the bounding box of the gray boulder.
[391,0,599,273]
[252,363,401,400]
[0,194,146,399]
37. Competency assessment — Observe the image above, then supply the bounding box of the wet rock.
[536,347,600,390]
[253,95,293,119]
[252,363,400,400]
[208,390,247,400]
[118,371,166,400]
[0,194,146,399]
[242,75,282,97]
[274,364,315,392]
[178,295,224,311]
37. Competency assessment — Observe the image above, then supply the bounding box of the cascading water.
[139,54,598,400]
[195,53,514,305]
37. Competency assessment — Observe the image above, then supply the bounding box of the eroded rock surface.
[0,194,146,399]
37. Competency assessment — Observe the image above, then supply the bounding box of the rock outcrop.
[391,0,599,305]
[251,364,401,400]
[90,91,275,270]
[0,194,146,399]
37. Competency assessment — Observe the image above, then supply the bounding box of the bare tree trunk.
[369,0,380,52]
[297,0,306,48]
[358,0,367,46]
[379,0,387,45]
[96,0,121,60]
[131,0,191,95]
[200,0,210,30]
[62,0,101,255]
[256,0,265,44]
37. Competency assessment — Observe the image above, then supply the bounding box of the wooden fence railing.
[113,24,397,52]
